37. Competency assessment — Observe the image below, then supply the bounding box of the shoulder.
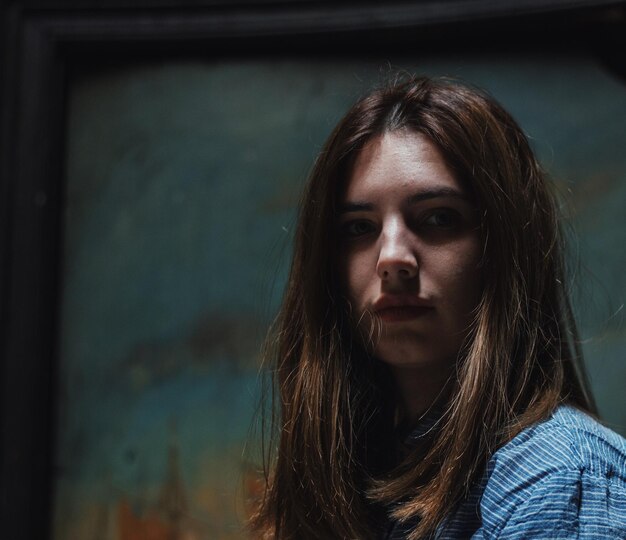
[489,405,626,476]
[477,405,626,539]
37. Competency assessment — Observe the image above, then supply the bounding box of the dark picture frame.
[1,1,624,537]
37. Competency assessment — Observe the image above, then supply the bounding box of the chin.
[376,346,435,368]
[374,339,458,372]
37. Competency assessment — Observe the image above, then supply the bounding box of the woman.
[250,76,626,539]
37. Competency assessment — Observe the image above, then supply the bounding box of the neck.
[389,364,451,426]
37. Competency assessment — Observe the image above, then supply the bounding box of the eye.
[422,209,461,229]
[341,219,376,238]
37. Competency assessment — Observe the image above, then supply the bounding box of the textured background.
[53,55,626,539]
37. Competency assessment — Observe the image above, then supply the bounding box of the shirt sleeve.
[473,467,626,539]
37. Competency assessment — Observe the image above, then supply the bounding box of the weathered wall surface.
[53,56,626,539]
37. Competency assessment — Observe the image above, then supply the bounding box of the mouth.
[372,296,434,323]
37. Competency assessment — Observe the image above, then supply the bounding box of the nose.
[376,220,418,282]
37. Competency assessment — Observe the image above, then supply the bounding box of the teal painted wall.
[53,56,626,539]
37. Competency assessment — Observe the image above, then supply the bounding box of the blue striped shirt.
[385,405,626,539]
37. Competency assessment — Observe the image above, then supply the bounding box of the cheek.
[433,237,482,306]
[338,250,373,306]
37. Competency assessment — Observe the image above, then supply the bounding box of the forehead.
[344,130,463,201]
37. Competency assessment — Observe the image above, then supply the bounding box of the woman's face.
[337,130,482,373]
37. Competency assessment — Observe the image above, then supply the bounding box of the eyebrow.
[339,187,470,213]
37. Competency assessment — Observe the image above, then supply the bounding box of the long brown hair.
[250,76,596,539]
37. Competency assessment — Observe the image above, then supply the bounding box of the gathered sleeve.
[473,467,626,538]
[394,408,626,540]
[469,417,626,540]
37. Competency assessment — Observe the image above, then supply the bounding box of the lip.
[373,295,433,322]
